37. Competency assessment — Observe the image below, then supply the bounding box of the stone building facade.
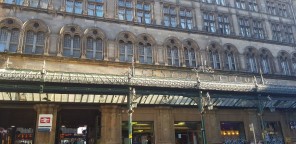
[0,0,296,144]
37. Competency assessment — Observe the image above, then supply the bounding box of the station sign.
[38,114,53,132]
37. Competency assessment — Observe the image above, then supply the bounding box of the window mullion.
[70,38,74,56]
[6,32,12,50]
[93,40,96,59]
[32,34,37,53]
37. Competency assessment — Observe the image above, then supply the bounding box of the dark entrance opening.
[57,109,101,144]
[0,108,36,144]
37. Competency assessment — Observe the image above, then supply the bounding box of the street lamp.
[257,94,274,144]
[127,57,136,144]
[199,91,214,144]
[192,64,214,144]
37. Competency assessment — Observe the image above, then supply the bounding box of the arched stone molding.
[0,17,23,53]
[206,41,223,70]
[57,24,83,57]
[222,43,240,71]
[136,33,157,65]
[182,38,200,68]
[83,27,107,60]
[21,19,51,55]
[291,52,296,75]
[277,50,292,76]
[163,36,182,66]
[258,48,275,74]
[244,46,259,73]
[115,31,136,62]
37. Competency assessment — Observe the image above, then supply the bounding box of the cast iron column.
[199,91,207,144]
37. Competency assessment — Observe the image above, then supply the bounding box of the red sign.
[40,117,51,123]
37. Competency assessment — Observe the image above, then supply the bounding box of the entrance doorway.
[0,108,36,144]
[57,109,101,144]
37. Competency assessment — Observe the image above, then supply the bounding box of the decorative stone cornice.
[0,69,296,94]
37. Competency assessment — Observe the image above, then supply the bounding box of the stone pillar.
[245,110,261,143]
[34,104,59,144]
[154,107,175,144]
[231,11,240,36]
[105,0,116,19]
[100,105,121,144]
[205,110,221,144]
[154,1,162,25]
[193,2,203,31]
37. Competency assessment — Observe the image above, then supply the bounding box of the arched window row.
[1,18,296,76]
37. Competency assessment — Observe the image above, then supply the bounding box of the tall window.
[259,49,272,74]
[235,0,246,9]
[203,13,216,33]
[163,5,177,27]
[202,0,213,4]
[208,44,221,69]
[239,18,251,37]
[86,37,103,60]
[136,1,151,24]
[266,1,289,17]
[167,39,179,66]
[271,23,281,42]
[119,40,133,62]
[66,0,83,14]
[29,0,48,8]
[184,41,197,68]
[4,0,24,5]
[245,48,257,73]
[271,23,294,43]
[24,31,45,54]
[63,34,81,58]
[218,15,230,35]
[253,20,264,39]
[180,8,193,30]
[118,0,133,21]
[224,46,236,71]
[283,25,294,44]
[278,52,290,75]
[248,0,258,12]
[0,27,19,53]
[139,42,152,64]
[216,0,226,5]
[278,3,288,17]
[266,1,277,15]
[88,0,104,17]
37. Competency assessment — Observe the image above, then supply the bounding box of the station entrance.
[0,108,36,144]
[57,109,101,144]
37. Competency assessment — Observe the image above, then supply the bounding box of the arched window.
[139,42,152,64]
[0,19,20,53]
[24,31,45,54]
[166,39,180,67]
[63,34,81,58]
[259,49,272,74]
[208,44,221,69]
[278,51,290,75]
[224,45,237,71]
[184,40,197,68]
[86,37,103,60]
[245,48,257,73]
[119,40,133,62]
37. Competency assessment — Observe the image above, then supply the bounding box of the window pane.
[66,0,74,13]
[30,0,39,7]
[74,1,83,14]
[0,28,9,52]
[73,35,80,57]
[40,0,48,8]
[9,29,19,52]
[24,31,34,54]
[36,32,45,54]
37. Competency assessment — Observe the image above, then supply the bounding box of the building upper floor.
[1,16,296,78]
[0,0,296,46]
